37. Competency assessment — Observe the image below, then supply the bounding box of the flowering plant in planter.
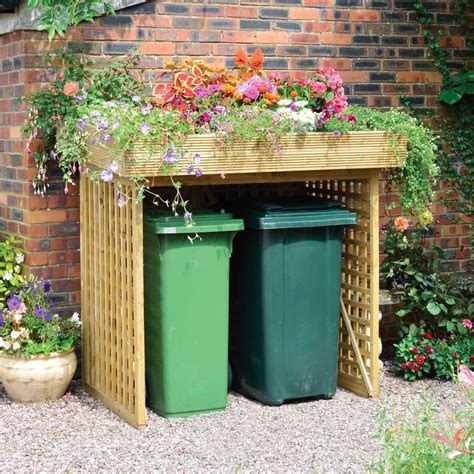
[24,48,438,222]
[0,278,80,357]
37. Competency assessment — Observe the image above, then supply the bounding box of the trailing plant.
[0,235,25,309]
[0,277,81,357]
[370,367,473,472]
[325,107,439,217]
[27,0,115,41]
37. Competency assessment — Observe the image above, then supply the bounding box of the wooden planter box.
[87,131,407,178]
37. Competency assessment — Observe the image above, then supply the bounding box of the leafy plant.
[27,0,116,41]
[0,277,80,357]
[439,70,474,105]
[370,376,473,473]
[0,235,25,309]
[325,107,439,216]
[394,322,472,381]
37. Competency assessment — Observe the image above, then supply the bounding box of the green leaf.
[427,302,441,315]
[439,88,462,105]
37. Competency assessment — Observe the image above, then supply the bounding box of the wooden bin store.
[80,131,407,428]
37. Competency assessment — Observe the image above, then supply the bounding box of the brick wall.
[0,0,472,314]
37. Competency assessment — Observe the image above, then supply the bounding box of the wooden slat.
[87,131,407,178]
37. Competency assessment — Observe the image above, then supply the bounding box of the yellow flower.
[418,209,433,226]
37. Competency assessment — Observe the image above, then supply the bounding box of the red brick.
[223,31,255,43]
[350,10,381,22]
[255,31,289,43]
[321,33,352,45]
[289,8,319,20]
[290,33,320,44]
[139,42,175,55]
[226,6,257,18]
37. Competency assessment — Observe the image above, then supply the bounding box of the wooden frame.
[80,132,405,426]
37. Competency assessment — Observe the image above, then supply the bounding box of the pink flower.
[17,302,27,314]
[309,81,327,95]
[237,75,277,101]
[458,364,474,388]
[461,319,472,330]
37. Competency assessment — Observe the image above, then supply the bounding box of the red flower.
[415,355,426,366]
[401,362,407,369]
[425,345,433,354]
[470,355,474,364]
[411,347,419,354]
[424,332,433,340]
[452,352,459,358]
[407,361,415,370]
[414,365,420,372]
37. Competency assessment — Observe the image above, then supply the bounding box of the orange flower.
[243,98,251,104]
[394,216,409,232]
[63,81,80,96]
[264,99,273,106]
[235,46,248,67]
[250,48,264,70]
[290,90,298,98]
[233,92,243,100]
[223,84,236,94]
[258,86,267,94]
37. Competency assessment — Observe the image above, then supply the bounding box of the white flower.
[277,99,292,107]
[297,108,316,125]
[1,340,12,350]
[19,328,29,338]
[71,312,82,327]
[2,271,12,281]
[293,100,308,109]
[13,313,23,324]
[15,253,24,264]
[10,330,20,339]
[12,342,20,350]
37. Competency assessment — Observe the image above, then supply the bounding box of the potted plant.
[0,278,81,402]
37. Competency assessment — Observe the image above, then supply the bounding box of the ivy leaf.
[439,88,462,105]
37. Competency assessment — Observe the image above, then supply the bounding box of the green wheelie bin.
[144,211,243,417]
[229,199,356,405]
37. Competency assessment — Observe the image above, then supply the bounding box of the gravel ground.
[0,367,461,473]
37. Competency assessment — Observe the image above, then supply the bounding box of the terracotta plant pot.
[0,348,77,402]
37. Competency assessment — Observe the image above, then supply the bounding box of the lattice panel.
[80,177,147,428]
[308,175,380,397]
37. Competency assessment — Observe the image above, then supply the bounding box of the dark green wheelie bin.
[144,211,243,417]
[229,199,356,405]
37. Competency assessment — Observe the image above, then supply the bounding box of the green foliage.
[435,97,474,220]
[394,323,472,381]
[0,236,25,309]
[381,221,473,335]
[370,387,473,473]
[439,71,474,105]
[0,277,81,357]
[325,106,439,216]
[23,52,144,195]
[27,0,115,41]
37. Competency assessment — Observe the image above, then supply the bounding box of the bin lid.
[234,198,357,230]
[144,210,244,234]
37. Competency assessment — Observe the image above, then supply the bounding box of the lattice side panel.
[308,176,380,397]
[80,177,147,428]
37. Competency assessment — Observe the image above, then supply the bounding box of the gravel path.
[0,368,460,472]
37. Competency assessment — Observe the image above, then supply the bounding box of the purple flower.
[316,119,323,129]
[43,281,51,292]
[44,312,52,321]
[319,109,331,121]
[132,95,141,103]
[214,105,226,114]
[75,95,85,105]
[183,212,192,223]
[0,308,3,326]
[108,160,119,173]
[34,305,45,319]
[77,118,88,130]
[90,110,100,120]
[98,120,109,131]
[162,147,178,165]
[345,114,357,124]
[196,112,212,126]
[101,134,111,142]
[118,195,126,208]
[193,154,201,164]
[187,165,194,175]
[101,169,113,182]
[332,130,342,138]
[140,122,150,135]
[141,104,153,115]
[195,168,203,177]
[7,294,21,311]
[112,118,121,129]
[195,84,222,99]
[237,75,277,101]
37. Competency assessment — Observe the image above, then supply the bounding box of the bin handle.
[340,296,373,394]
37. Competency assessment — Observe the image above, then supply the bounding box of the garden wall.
[0,0,472,317]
